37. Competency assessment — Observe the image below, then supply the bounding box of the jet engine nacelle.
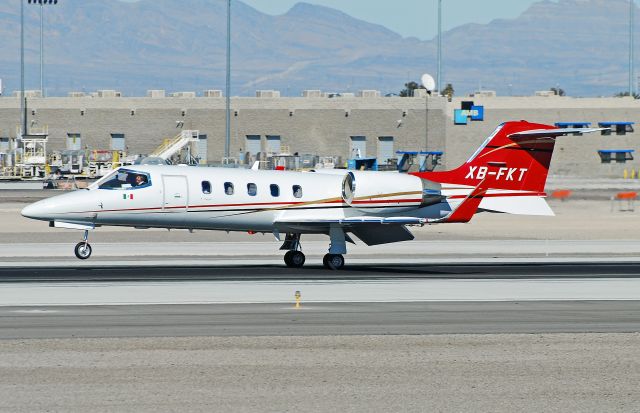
[340,171,442,213]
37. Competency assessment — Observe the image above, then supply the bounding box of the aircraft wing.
[273,180,488,245]
[273,216,423,246]
[275,216,427,225]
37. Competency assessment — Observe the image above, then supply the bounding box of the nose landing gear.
[74,230,92,260]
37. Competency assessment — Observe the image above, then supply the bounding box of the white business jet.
[21,121,603,269]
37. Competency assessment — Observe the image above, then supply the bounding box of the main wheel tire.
[284,250,294,267]
[324,254,345,270]
[288,251,305,268]
[74,242,92,260]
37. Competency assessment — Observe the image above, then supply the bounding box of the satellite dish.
[421,73,436,92]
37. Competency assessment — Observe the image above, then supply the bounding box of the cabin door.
[162,175,188,212]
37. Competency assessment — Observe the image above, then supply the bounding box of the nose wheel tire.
[74,242,92,260]
[284,250,305,268]
[323,253,345,270]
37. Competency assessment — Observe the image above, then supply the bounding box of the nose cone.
[22,191,97,223]
[21,199,53,221]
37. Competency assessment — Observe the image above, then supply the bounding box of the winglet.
[429,181,487,224]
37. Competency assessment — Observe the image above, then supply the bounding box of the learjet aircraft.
[21,121,602,269]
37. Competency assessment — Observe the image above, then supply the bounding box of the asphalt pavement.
[1,301,639,339]
[1,261,640,282]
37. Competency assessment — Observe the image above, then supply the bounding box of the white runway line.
[1,278,639,306]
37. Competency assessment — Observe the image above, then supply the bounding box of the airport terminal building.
[0,90,639,177]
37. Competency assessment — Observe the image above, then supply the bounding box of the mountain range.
[0,0,637,97]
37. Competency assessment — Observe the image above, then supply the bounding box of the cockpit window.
[98,169,152,190]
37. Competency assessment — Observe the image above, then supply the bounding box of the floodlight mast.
[437,0,442,94]
[630,0,635,97]
[225,0,231,159]
[421,73,435,151]
[20,0,25,136]
[40,1,43,96]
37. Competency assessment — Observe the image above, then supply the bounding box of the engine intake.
[340,171,442,212]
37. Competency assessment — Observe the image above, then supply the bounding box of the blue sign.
[470,105,484,121]
[454,101,484,124]
[454,109,468,125]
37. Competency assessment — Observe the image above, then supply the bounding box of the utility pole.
[630,0,635,97]
[39,1,43,96]
[20,0,25,137]
[437,0,442,94]
[225,0,231,158]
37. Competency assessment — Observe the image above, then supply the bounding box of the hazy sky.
[119,0,544,40]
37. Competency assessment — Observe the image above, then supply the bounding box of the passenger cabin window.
[293,185,303,198]
[98,170,151,190]
[201,180,212,194]
[270,184,280,197]
[247,183,258,196]
[224,182,234,195]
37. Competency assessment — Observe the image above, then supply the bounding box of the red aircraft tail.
[417,121,560,194]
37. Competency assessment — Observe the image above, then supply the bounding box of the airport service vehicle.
[21,121,602,269]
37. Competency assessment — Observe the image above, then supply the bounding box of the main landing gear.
[74,230,92,260]
[280,226,348,270]
[322,253,345,270]
[284,250,306,268]
[281,233,305,268]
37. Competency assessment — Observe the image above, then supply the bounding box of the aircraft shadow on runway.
[1,262,640,282]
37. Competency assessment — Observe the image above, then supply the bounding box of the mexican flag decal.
[123,193,134,200]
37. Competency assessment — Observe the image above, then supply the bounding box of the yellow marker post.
[295,290,301,309]
[632,169,637,180]
[624,169,629,179]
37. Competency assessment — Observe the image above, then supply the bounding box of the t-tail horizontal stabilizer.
[429,181,487,224]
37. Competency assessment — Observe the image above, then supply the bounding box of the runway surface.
[0,262,639,339]
[2,261,640,282]
[1,301,639,339]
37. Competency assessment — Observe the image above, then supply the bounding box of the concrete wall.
[0,96,445,167]
[1,95,639,177]
[445,96,640,177]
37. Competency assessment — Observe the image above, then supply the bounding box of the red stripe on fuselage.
[74,197,424,214]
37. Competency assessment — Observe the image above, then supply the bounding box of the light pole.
[20,0,25,136]
[225,0,231,159]
[28,0,59,97]
[421,73,435,151]
[437,0,442,94]
[630,0,635,97]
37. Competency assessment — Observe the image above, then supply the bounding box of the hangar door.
[111,133,125,151]
[67,133,82,150]
[197,134,208,163]
[266,135,281,153]
[378,136,394,163]
[245,135,261,155]
[350,136,367,158]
